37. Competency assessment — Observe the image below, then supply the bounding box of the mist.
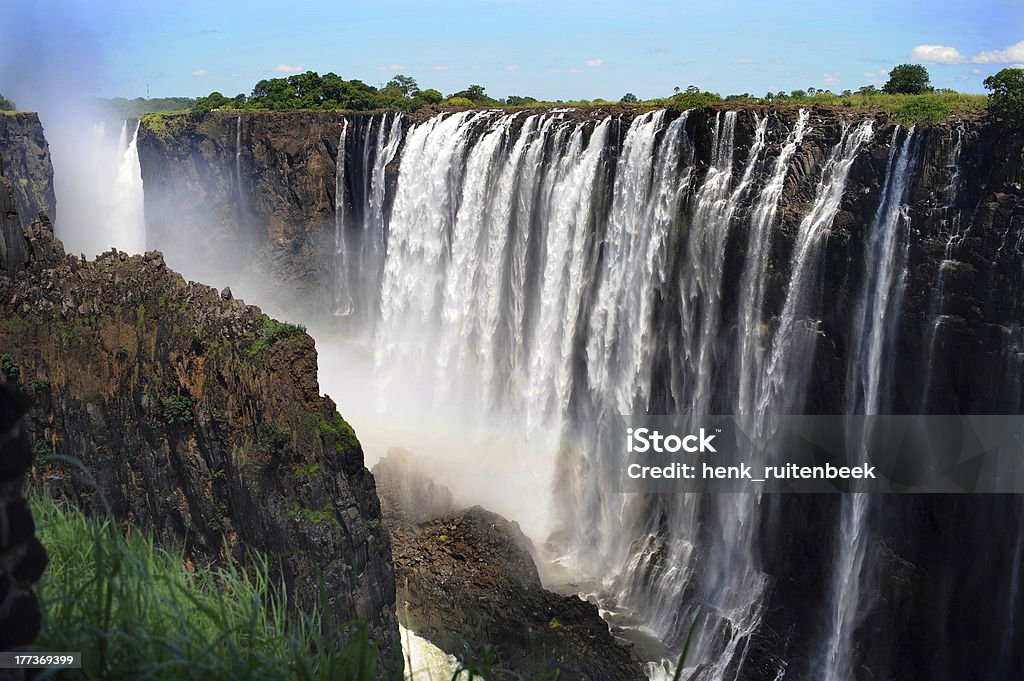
[0,1,144,257]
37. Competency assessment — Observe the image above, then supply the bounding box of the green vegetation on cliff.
[0,93,15,111]
[31,492,380,680]
[181,64,995,124]
[985,68,1024,127]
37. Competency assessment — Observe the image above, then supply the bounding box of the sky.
[1,0,1023,105]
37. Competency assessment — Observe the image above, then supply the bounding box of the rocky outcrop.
[0,219,401,671]
[0,113,55,228]
[373,450,645,680]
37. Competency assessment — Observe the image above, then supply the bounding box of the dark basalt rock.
[0,114,55,229]
[0,219,402,673]
[373,450,645,680]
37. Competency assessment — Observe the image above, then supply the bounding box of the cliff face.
[0,113,56,227]
[0,219,400,668]
[138,111,360,308]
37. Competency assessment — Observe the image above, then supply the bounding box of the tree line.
[190,72,540,113]
[179,64,1023,128]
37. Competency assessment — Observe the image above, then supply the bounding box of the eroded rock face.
[373,450,645,680]
[0,219,401,671]
[0,114,55,228]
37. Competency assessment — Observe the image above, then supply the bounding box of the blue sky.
[2,0,1022,104]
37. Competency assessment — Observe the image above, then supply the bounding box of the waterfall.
[235,115,242,192]
[822,127,919,681]
[334,120,351,315]
[108,120,146,254]
[368,110,881,678]
[758,120,875,417]
[182,105,1018,679]
[736,109,809,423]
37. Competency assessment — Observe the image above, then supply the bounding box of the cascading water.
[137,105,1024,680]
[367,110,881,678]
[821,126,920,681]
[335,112,403,323]
[108,120,146,254]
[334,120,351,315]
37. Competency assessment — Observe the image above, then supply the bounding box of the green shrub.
[1,353,19,380]
[161,393,195,425]
[445,96,475,108]
[889,94,953,125]
[30,491,380,680]
[256,421,293,461]
[316,412,360,456]
[247,317,306,356]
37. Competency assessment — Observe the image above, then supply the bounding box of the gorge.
[4,102,1024,680]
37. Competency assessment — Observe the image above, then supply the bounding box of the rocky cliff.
[138,111,375,309]
[0,217,401,670]
[0,113,55,228]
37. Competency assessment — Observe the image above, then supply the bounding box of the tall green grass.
[30,492,380,680]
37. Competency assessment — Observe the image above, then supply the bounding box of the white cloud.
[772,58,785,65]
[191,69,208,77]
[471,64,482,71]
[274,64,303,73]
[374,64,405,72]
[586,58,603,67]
[735,57,755,64]
[864,68,889,83]
[823,72,840,85]
[568,67,582,73]
[911,44,965,64]
[505,64,520,71]
[972,40,1024,63]
[547,67,559,74]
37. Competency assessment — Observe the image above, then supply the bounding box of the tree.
[883,64,932,94]
[984,67,1024,127]
[790,89,807,100]
[191,91,235,113]
[505,95,538,106]
[449,85,491,103]
[387,74,420,98]
[413,89,444,106]
[620,92,639,103]
[0,94,14,111]
[856,85,879,96]
[445,96,475,108]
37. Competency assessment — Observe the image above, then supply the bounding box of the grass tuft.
[30,491,380,680]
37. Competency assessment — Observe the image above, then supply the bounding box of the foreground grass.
[30,492,379,680]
